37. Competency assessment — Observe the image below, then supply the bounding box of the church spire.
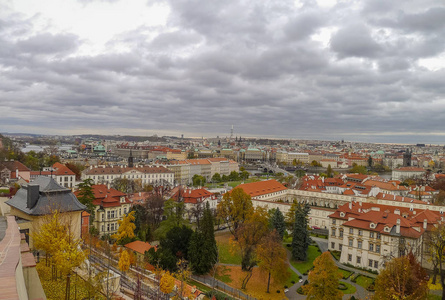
[128,149,134,167]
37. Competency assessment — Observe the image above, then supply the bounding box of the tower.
[230,125,234,141]
[128,149,134,168]
[403,148,411,167]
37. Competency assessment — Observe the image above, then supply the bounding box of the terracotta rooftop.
[125,241,156,254]
[235,179,287,198]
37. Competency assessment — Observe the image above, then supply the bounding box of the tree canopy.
[112,211,136,245]
[217,187,253,236]
[303,252,343,300]
[374,253,428,300]
[291,202,310,261]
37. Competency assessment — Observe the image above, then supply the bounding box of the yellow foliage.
[160,271,175,294]
[112,210,136,244]
[428,278,442,290]
[118,250,131,273]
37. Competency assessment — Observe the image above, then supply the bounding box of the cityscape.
[2,0,445,300]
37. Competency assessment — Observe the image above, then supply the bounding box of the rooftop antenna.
[230,125,234,141]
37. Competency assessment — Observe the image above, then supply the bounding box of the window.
[376,245,381,253]
[374,261,379,268]
[110,210,115,219]
[107,224,110,232]
[348,254,352,262]
[377,233,381,239]
[107,211,110,219]
[332,219,336,225]
[349,239,353,247]
[332,228,336,236]
[358,241,362,249]
[331,242,335,249]
[339,244,343,251]
[357,256,361,264]
[369,259,373,268]
[340,230,344,237]
[358,230,363,236]
[370,232,374,238]
[369,243,374,251]
[349,228,354,234]
[101,225,104,232]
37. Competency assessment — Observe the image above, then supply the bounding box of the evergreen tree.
[291,203,310,261]
[326,164,333,178]
[189,202,218,274]
[270,208,286,240]
[77,178,96,218]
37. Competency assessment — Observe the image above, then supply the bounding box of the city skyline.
[1,0,445,144]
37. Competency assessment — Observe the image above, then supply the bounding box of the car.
[284,289,289,293]
[299,279,303,283]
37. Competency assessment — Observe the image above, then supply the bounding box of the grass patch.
[215,265,233,283]
[216,233,242,265]
[355,275,374,290]
[290,245,322,274]
[0,188,9,194]
[339,281,356,294]
[330,250,341,261]
[338,268,353,280]
[187,279,212,293]
[428,294,443,300]
[284,267,300,287]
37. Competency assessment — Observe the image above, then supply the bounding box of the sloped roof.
[235,179,287,197]
[6,176,86,215]
[125,241,156,254]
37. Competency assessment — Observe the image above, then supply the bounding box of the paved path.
[0,216,6,242]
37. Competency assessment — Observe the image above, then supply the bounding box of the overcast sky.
[1,0,445,143]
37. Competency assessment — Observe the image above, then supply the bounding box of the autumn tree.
[174,259,191,300]
[269,208,286,240]
[112,210,136,245]
[234,207,269,289]
[374,253,428,300]
[292,202,310,261]
[160,271,175,295]
[217,187,253,236]
[32,210,85,300]
[303,252,342,300]
[256,230,289,293]
[428,223,445,299]
[118,250,131,274]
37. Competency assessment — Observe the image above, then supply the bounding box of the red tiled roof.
[74,185,130,208]
[394,167,425,172]
[125,241,156,254]
[235,180,287,198]
[52,162,75,176]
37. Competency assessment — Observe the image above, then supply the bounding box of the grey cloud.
[16,33,80,54]
[330,24,382,58]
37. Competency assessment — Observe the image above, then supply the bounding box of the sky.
[1,0,445,144]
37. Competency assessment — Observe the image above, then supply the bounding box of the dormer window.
[340,212,345,217]
[384,226,390,232]
[370,223,376,229]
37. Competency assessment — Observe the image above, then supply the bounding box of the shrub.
[304,280,308,285]
[284,285,288,289]
[287,243,291,247]
[297,287,305,295]
[276,290,280,293]
[291,280,296,284]
[338,283,347,290]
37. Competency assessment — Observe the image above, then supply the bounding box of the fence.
[191,274,257,300]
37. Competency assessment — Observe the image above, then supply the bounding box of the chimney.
[396,218,400,234]
[16,168,19,178]
[349,202,352,209]
[27,184,40,209]
[423,219,427,229]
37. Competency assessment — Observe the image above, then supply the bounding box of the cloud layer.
[1,0,445,143]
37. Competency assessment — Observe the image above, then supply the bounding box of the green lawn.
[339,281,357,294]
[355,275,374,289]
[215,265,233,283]
[330,250,341,261]
[283,268,300,288]
[338,268,353,279]
[216,236,242,265]
[290,245,322,274]
[428,294,442,300]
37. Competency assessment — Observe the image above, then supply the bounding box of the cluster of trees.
[111,177,153,194]
[145,202,217,276]
[218,188,290,292]
[210,170,250,184]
